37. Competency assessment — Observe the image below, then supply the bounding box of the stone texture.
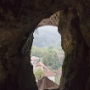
[59,8,90,90]
[37,12,60,27]
[0,0,90,90]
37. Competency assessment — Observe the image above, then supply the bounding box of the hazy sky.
[36,25,59,32]
[36,25,61,35]
[35,25,61,40]
[37,25,58,31]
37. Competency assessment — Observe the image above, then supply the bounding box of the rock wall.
[58,4,90,90]
[58,8,89,90]
[37,11,60,27]
[0,0,62,90]
[0,0,90,90]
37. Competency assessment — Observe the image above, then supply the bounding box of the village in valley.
[30,56,62,90]
[30,26,64,90]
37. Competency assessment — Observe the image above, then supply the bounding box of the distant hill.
[32,26,62,50]
[31,26,65,69]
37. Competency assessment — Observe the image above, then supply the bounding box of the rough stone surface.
[37,12,60,27]
[59,8,90,90]
[0,0,90,90]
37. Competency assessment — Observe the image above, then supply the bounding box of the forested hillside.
[31,26,64,84]
[31,46,64,70]
[31,26,64,70]
[33,27,62,50]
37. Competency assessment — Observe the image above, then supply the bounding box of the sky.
[36,25,61,42]
[37,25,58,31]
[36,25,59,32]
[36,25,61,37]
[33,25,62,47]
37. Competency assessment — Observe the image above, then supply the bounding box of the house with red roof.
[44,68,55,82]
[34,61,55,82]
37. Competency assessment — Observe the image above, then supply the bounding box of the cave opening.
[30,25,65,86]
[20,12,64,90]
[0,1,90,90]
[21,8,90,90]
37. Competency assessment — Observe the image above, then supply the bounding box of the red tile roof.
[36,61,55,76]
[36,61,46,68]
[45,69,55,76]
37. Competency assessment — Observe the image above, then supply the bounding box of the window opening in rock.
[30,25,65,85]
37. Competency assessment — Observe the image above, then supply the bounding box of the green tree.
[42,49,61,70]
[31,46,63,70]
[34,68,45,81]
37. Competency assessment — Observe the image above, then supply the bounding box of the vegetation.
[34,68,45,80]
[55,73,60,85]
[33,27,62,50]
[42,47,62,70]
[31,26,64,70]
[31,26,64,84]
[31,46,64,70]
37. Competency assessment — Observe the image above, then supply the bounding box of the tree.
[34,68,45,81]
[42,49,61,70]
[31,46,63,70]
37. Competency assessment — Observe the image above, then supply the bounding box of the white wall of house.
[47,76,55,82]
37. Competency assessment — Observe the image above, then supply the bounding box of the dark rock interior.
[0,0,90,90]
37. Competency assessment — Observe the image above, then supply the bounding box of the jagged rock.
[37,12,60,27]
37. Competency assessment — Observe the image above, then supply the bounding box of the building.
[31,56,40,65]
[34,61,55,82]
[30,56,40,72]
[37,76,59,90]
